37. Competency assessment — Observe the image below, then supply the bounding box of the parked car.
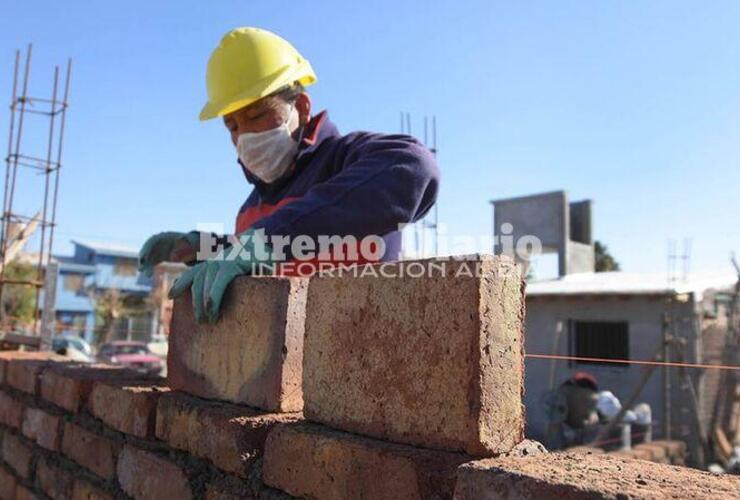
[147,333,168,358]
[51,338,94,363]
[97,341,163,376]
[52,334,93,357]
[147,334,168,377]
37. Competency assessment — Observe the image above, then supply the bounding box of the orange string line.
[525,353,740,371]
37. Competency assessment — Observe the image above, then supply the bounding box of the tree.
[594,240,621,272]
[89,287,148,344]
[1,260,37,329]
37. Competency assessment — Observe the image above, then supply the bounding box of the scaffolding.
[0,44,72,336]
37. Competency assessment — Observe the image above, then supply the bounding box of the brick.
[22,407,61,451]
[633,442,667,461]
[652,439,687,459]
[71,479,114,500]
[454,452,740,499]
[1,432,32,478]
[5,353,60,395]
[155,391,299,478]
[303,256,524,455]
[117,445,192,500]
[204,476,253,500]
[0,351,52,385]
[36,456,73,500]
[15,484,39,500]
[205,486,249,500]
[40,363,140,413]
[566,446,604,455]
[61,423,117,480]
[0,466,17,499]
[628,447,653,461]
[263,422,469,500]
[607,449,632,459]
[88,381,167,438]
[0,391,23,428]
[169,276,307,412]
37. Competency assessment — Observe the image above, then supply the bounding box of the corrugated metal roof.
[71,239,139,258]
[527,269,737,298]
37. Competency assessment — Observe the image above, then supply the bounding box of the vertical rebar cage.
[0,44,72,336]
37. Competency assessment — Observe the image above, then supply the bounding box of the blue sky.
[1,1,739,275]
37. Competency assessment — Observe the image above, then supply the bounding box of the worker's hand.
[168,229,273,324]
[138,231,200,277]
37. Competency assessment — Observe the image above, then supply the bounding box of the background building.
[50,240,153,343]
[492,190,739,468]
[524,270,737,466]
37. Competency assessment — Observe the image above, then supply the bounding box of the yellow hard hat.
[199,27,317,121]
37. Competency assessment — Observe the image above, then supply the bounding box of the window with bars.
[569,320,629,367]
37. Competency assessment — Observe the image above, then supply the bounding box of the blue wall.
[51,243,153,343]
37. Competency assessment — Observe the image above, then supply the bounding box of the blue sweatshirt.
[235,111,439,269]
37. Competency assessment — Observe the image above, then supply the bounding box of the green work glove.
[168,229,274,324]
[138,231,201,277]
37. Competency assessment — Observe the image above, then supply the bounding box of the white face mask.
[237,105,299,184]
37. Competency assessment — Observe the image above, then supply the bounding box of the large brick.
[633,442,667,461]
[5,353,60,395]
[22,407,61,451]
[206,462,292,500]
[36,456,73,500]
[453,452,740,499]
[263,422,469,500]
[1,432,32,478]
[0,351,52,385]
[88,381,167,438]
[155,391,299,478]
[40,363,140,413]
[117,445,192,500]
[61,423,117,480]
[615,447,653,461]
[566,446,604,455]
[650,439,687,462]
[204,476,253,500]
[0,391,23,428]
[168,276,307,412]
[0,465,17,499]
[71,479,114,500]
[15,484,39,500]
[303,256,524,455]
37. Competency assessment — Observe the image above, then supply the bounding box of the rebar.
[0,45,72,336]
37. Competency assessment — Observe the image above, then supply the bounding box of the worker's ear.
[295,93,311,126]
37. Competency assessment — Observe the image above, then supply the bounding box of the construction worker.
[560,372,600,429]
[139,27,439,324]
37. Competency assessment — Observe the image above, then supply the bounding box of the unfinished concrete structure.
[491,190,595,276]
[489,189,738,468]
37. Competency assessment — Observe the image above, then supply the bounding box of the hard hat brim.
[199,60,316,121]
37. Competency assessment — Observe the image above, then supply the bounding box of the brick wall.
[0,256,736,500]
[0,352,293,500]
